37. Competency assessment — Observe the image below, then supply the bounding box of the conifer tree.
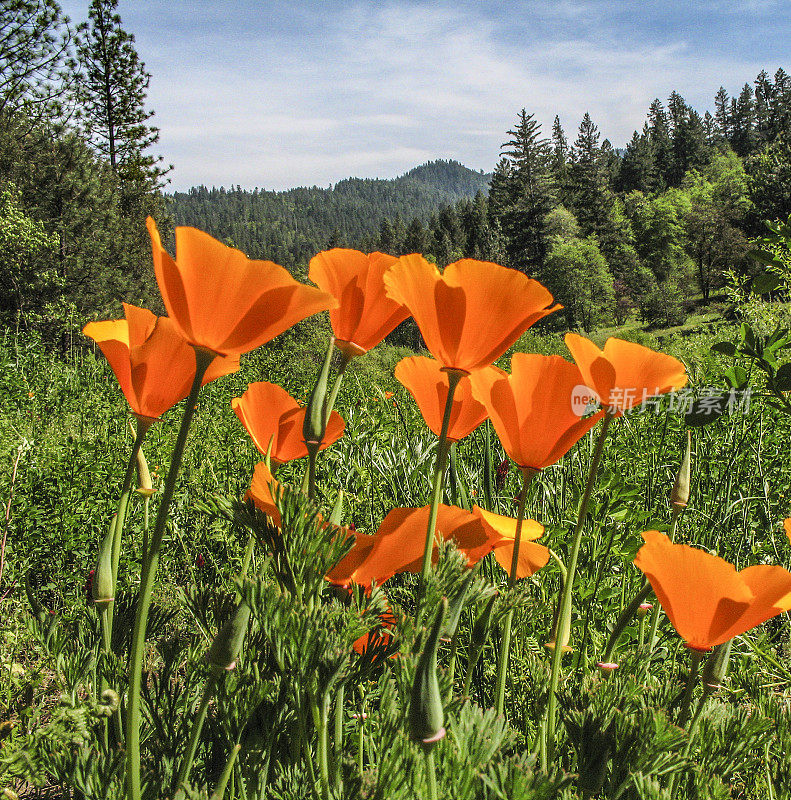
[647,99,672,188]
[75,0,166,185]
[487,110,556,272]
[714,86,731,141]
[0,0,78,123]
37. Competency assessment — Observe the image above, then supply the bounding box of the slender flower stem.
[210,744,241,800]
[677,648,704,728]
[494,468,535,716]
[667,671,711,796]
[544,412,613,759]
[126,348,215,800]
[425,751,438,800]
[415,369,463,623]
[324,351,351,428]
[333,683,345,793]
[174,673,219,795]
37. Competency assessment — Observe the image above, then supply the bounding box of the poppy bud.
[637,602,653,618]
[303,338,335,451]
[442,568,476,641]
[23,575,46,624]
[671,430,692,508]
[409,598,447,752]
[92,519,115,611]
[329,489,345,526]
[135,442,154,497]
[702,639,732,689]
[470,594,497,654]
[596,661,619,677]
[207,602,251,673]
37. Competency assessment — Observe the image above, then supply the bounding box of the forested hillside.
[0,0,788,338]
[367,70,791,331]
[167,160,491,267]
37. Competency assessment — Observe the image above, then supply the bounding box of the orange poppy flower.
[472,353,604,471]
[83,303,239,421]
[146,217,336,357]
[244,461,281,526]
[565,334,688,414]
[383,255,560,374]
[473,506,549,579]
[634,530,791,651]
[353,608,397,655]
[308,249,409,358]
[327,531,377,588]
[784,518,791,545]
[347,505,504,588]
[394,356,504,442]
[232,382,345,465]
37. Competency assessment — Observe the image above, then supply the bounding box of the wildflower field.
[2,222,791,800]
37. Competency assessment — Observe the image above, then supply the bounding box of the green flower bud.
[92,518,115,610]
[702,639,732,689]
[207,602,251,673]
[470,593,497,654]
[409,598,447,752]
[671,430,692,508]
[329,489,345,526]
[303,338,335,450]
[442,568,477,641]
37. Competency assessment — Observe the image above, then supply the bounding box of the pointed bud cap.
[207,602,251,673]
[409,598,447,751]
[671,430,692,508]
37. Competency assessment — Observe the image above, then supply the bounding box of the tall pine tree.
[488,109,556,272]
[76,0,166,185]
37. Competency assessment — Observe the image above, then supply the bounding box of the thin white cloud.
[60,0,787,190]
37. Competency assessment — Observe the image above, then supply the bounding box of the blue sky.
[60,1,790,191]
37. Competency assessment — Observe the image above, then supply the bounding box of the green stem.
[324,351,350,428]
[174,673,219,796]
[425,750,438,800]
[544,412,613,759]
[316,691,331,800]
[601,582,652,664]
[677,648,704,728]
[237,533,255,602]
[416,369,463,623]
[333,683,345,792]
[667,680,711,796]
[126,348,214,800]
[494,469,533,716]
[210,744,241,800]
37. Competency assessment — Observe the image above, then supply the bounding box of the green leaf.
[685,395,726,427]
[774,363,791,392]
[711,341,737,357]
[748,248,784,267]
[752,272,782,294]
[724,365,749,389]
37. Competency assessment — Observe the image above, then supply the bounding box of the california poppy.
[309,249,409,358]
[232,382,345,465]
[784,518,791,545]
[83,303,239,421]
[473,506,549,579]
[394,356,504,442]
[473,353,604,471]
[343,505,504,588]
[565,334,687,414]
[327,531,377,588]
[383,255,560,374]
[634,529,791,650]
[147,217,336,357]
[245,461,281,526]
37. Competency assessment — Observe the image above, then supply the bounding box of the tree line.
[366,71,791,331]
[0,0,167,337]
